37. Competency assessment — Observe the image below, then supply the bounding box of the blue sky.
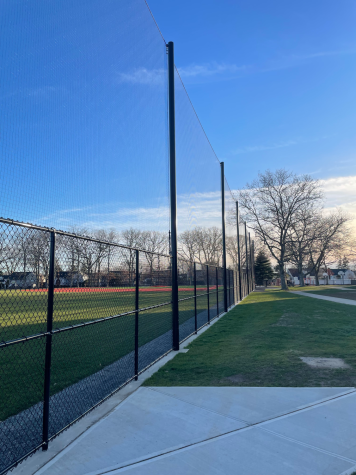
[149,0,356,185]
[1,0,355,233]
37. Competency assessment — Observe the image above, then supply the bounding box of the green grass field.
[291,285,356,292]
[290,285,344,292]
[0,286,211,421]
[144,289,356,388]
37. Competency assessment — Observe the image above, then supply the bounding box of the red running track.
[17,286,218,294]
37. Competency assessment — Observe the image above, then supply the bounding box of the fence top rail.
[0,217,171,258]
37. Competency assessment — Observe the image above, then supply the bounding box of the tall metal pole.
[249,233,254,291]
[236,202,242,302]
[194,262,197,334]
[167,41,179,351]
[42,230,56,451]
[135,249,139,380]
[207,265,210,324]
[220,162,228,312]
[252,240,256,285]
[244,222,250,294]
[216,266,219,316]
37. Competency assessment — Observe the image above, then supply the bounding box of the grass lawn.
[291,285,356,292]
[291,285,356,301]
[290,285,341,292]
[1,286,213,421]
[144,289,356,388]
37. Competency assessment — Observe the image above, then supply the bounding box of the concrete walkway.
[291,291,356,306]
[30,387,356,475]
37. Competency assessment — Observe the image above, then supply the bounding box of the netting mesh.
[0,0,169,235]
[175,70,223,266]
[239,220,249,298]
[0,1,251,473]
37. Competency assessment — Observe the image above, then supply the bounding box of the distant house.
[328,269,355,281]
[0,275,10,289]
[141,269,172,287]
[287,268,301,285]
[287,268,325,285]
[81,270,131,287]
[55,271,84,287]
[287,267,356,285]
[5,272,38,288]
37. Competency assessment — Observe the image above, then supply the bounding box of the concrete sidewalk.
[28,386,356,475]
[291,291,356,306]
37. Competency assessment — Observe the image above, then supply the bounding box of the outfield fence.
[0,217,246,474]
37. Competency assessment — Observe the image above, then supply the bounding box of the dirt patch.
[222,374,246,384]
[273,312,300,327]
[300,357,351,369]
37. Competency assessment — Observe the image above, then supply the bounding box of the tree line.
[238,169,353,289]
[0,225,247,288]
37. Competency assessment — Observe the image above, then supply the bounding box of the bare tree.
[238,169,322,290]
[91,229,117,286]
[0,228,24,276]
[121,228,143,285]
[140,231,167,282]
[27,230,50,286]
[306,210,350,285]
[59,227,91,287]
[287,203,320,287]
[195,227,222,266]
[226,236,239,270]
[178,229,199,263]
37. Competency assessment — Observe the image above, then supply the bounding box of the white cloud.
[321,175,356,216]
[38,175,356,236]
[178,63,247,78]
[232,136,330,155]
[232,140,299,155]
[261,49,356,73]
[114,47,356,88]
[116,68,165,86]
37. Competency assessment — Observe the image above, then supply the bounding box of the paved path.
[291,291,356,306]
[33,387,356,475]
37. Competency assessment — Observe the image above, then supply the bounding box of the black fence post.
[236,202,242,302]
[167,41,179,351]
[194,262,197,334]
[232,271,234,304]
[220,162,228,312]
[251,239,255,289]
[207,265,210,324]
[232,271,236,305]
[244,222,250,295]
[42,230,55,451]
[229,269,231,307]
[216,266,219,316]
[249,233,254,291]
[135,249,139,380]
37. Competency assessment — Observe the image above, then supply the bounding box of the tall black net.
[0,1,249,473]
[0,0,169,235]
[225,180,238,304]
[175,69,223,265]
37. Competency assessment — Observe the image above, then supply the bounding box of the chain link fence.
[0,218,243,474]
